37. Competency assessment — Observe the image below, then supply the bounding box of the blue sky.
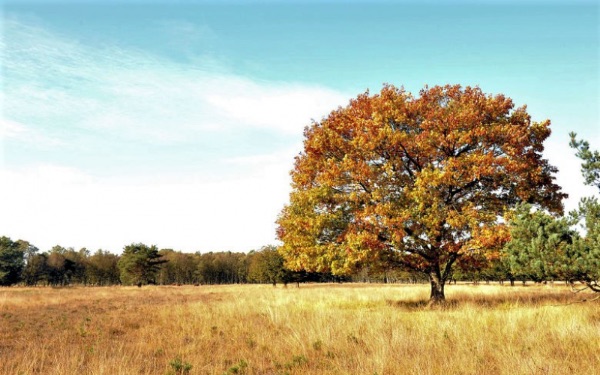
[1,0,599,253]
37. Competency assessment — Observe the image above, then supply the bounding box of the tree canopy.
[277,84,565,303]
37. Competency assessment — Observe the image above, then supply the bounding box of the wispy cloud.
[157,19,219,58]
[0,118,28,140]
[3,16,349,148]
[205,81,348,135]
[0,118,64,147]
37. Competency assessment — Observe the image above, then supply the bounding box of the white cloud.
[0,118,27,139]
[205,79,347,134]
[0,161,292,253]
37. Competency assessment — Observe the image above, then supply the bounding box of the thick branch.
[441,252,460,282]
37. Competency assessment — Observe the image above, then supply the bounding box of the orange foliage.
[277,84,566,282]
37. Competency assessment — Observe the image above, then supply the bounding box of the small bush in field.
[168,357,192,375]
[224,359,248,374]
[312,340,323,351]
[285,355,308,370]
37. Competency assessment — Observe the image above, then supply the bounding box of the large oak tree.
[277,84,565,303]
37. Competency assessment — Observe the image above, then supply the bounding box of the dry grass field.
[0,283,598,375]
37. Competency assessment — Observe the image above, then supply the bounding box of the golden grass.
[0,283,598,374]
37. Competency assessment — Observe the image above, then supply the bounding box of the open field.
[1,283,598,375]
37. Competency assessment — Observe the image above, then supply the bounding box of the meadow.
[0,283,598,375]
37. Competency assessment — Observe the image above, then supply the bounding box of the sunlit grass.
[1,283,598,374]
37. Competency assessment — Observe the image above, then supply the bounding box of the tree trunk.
[428,271,445,305]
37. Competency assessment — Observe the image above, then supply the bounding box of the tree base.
[426,295,446,308]
[429,271,446,306]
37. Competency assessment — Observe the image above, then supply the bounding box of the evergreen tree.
[0,236,25,286]
[503,205,576,283]
[570,132,600,190]
[118,243,166,286]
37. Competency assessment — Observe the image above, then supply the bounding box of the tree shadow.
[385,287,599,311]
[385,299,429,310]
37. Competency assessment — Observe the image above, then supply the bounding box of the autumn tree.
[277,84,565,304]
[118,243,166,286]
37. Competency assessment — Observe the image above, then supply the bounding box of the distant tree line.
[0,241,355,287]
